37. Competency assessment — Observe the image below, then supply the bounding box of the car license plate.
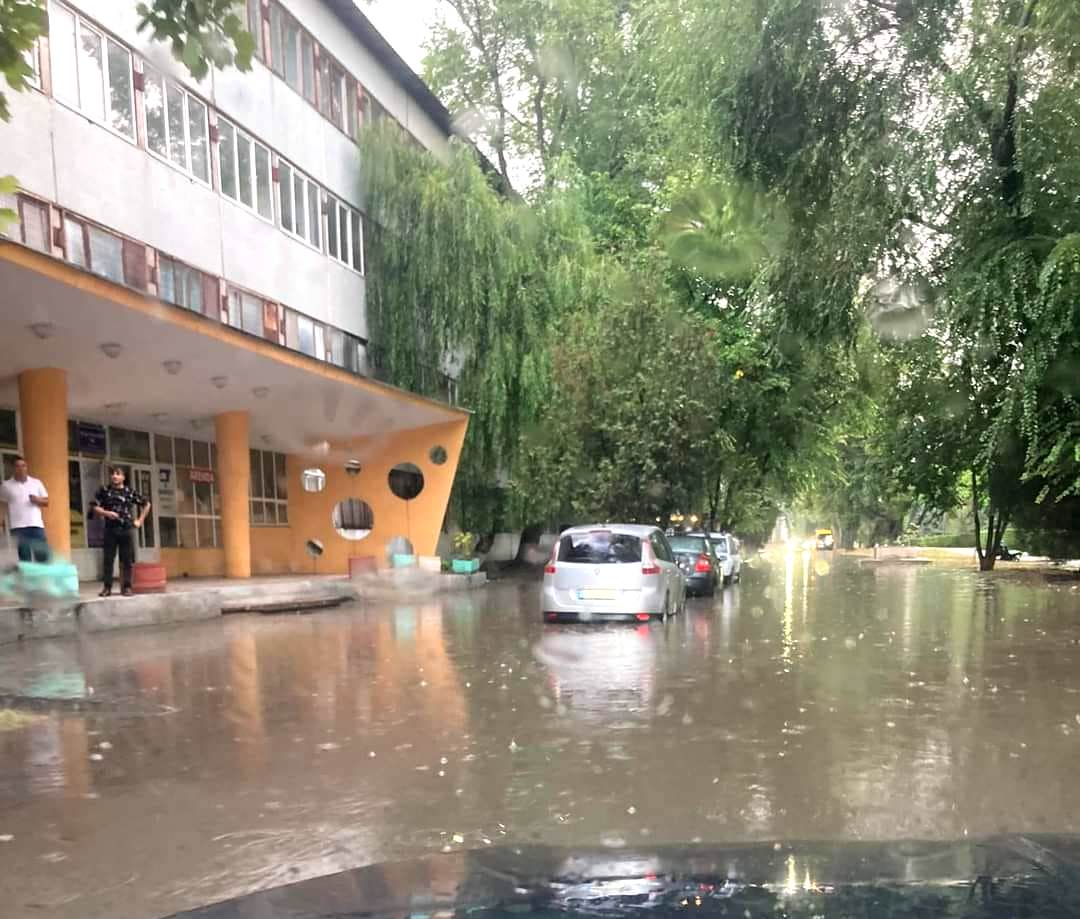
[577,588,616,600]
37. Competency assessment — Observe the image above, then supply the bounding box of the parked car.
[541,525,686,622]
[707,531,743,584]
[667,533,721,596]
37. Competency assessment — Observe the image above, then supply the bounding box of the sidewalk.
[0,568,489,645]
[0,574,357,645]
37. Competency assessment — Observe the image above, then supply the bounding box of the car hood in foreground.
[165,835,1080,918]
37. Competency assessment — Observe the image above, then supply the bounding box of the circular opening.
[305,538,324,558]
[302,467,327,493]
[332,498,374,541]
[388,462,424,500]
[429,445,448,466]
[345,459,362,477]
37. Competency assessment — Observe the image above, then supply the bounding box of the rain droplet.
[681,713,694,726]
[452,833,464,844]
[0,835,13,843]
[844,637,857,650]
[369,751,377,758]
[317,743,339,752]
[627,805,637,815]
[98,741,113,750]
[89,753,104,761]
[508,740,520,752]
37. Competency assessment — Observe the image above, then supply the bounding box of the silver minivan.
[541,525,686,622]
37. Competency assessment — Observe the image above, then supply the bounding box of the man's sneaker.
[122,587,134,598]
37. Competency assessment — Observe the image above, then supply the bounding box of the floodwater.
[1,551,1080,918]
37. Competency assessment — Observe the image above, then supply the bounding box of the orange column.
[18,368,70,558]
[214,411,251,579]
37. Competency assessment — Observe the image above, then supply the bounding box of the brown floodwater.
[1,551,1079,918]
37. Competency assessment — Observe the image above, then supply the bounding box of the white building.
[0,0,469,580]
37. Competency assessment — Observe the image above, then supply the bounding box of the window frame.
[157,434,221,548]
[158,255,206,313]
[277,159,322,251]
[249,448,289,527]
[217,116,275,223]
[142,67,211,185]
[49,3,136,141]
[325,194,364,274]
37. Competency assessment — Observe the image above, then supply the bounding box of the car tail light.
[544,541,558,575]
[641,540,660,576]
[695,554,711,573]
[545,612,557,621]
[635,613,651,621]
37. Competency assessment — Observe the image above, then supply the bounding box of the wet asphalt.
[1,549,1079,918]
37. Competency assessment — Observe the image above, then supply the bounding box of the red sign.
[188,468,215,484]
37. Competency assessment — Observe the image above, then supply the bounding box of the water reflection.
[0,560,1078,917]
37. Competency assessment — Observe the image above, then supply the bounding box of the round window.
[332,498,374,541]
[388,462,424,500]
[429,445,448,466]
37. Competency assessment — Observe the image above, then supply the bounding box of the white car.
[541,525,686,622]
[708,532,743,584]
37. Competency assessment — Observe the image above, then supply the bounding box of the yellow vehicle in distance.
[815,528,835,550]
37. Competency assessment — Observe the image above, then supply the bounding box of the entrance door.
[113,463,160,561]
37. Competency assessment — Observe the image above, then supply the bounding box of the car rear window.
[558,531,642,564]
[668,536,708,554]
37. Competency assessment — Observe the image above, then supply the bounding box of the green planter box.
[451,558,480,574]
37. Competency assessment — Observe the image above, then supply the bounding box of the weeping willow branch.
[358,128,606,531]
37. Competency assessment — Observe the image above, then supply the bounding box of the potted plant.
[451,531,480,574]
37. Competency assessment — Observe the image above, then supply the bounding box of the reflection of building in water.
[0,0,470,580]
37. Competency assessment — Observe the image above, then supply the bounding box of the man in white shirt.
[0,456,50,562]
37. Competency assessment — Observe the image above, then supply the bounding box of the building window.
[64,216,128,284]
[143,69,210,183]
[23,40,41,89]
[272,5,302,90]
[326,196,364,273]
[346,77,359,138]
[228,287,264,335]
[218,118,273,221]
[159,435,220,548]
[159,256,205,312]
[277,161,321,249]
[87,225,123,283]
[316,52,331,119]
[14,196,50,253]
[301,33,316,103]
[246,0,262,59]
[250,449,288,526]
[50,4,135,139]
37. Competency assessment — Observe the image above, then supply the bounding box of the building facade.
[0,0,469,580]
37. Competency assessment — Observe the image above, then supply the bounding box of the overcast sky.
[359,0,445,74]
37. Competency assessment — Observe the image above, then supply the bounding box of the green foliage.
[522,284,732,525]
[451,531,476,559]
[359,128,605,534]
[135,0,255,80]
[0,0,46,122]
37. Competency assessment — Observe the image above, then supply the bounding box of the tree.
[522,284,732,525]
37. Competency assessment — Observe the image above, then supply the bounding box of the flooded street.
[2,552,1080,918]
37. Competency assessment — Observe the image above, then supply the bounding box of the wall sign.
[77,422,107,455]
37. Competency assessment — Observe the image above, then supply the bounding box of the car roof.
[560,524,659,537]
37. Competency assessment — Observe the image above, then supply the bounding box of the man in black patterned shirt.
[89,467,151,597]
